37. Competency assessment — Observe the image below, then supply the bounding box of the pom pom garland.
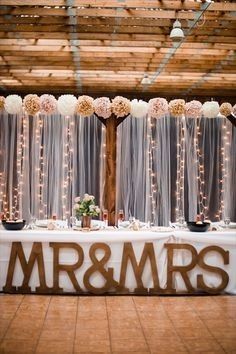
[131,99,148,118]
[219,102,232,117]
[76,95,94,117]
[111,96,131,118]
[185,100,202,119]
[148,98,168,119]
[23,94,40,116]
[169,99,185,118]
[94,97,111,119]
[0,96,5,111]
[202,101,219,118]
[4,95,23,115]
[40,94,57,114]
[57,95,77,116]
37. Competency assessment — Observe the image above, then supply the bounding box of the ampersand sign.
[83,243,119,294]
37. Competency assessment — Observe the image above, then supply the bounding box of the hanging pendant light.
[141,74,151,85]
[170,20,185,42]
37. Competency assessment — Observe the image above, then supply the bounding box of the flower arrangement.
[169,99,185,118]
[73,194,100,218]
[0,96,5,111]
[4,95,23,114]
[57,94,77,116]
[111,96,131,118]
[185,100,202,119]
[76,95,94,117]
[94,97,111,119]
[232,104,236,117]
[131,99,148,118]
[219,102,232,117]
[23,94,40,115]
[40,94,57,114]
[202,101,219,118]
[148,98,168,118]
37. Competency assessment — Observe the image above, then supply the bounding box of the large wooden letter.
[3,242,49,293]
[50,242,84,293]
[83,243,119,294]
[197,245,229,294]
[165,243,198,293]
[119,242,163,294]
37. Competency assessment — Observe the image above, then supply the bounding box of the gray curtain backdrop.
[0,112,235,224]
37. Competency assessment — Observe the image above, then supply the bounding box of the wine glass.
[69,216,77,229]
[118,209,124,227]
[103,209,108,227]
[224,217,231,227]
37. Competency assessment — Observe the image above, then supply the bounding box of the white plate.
[151,227,173,232]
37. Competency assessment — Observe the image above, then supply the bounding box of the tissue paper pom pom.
[0,96,5,111]
[185,100,202,119]
[23,94,40,115]
[5,95,23,114]
[169,99,185,118]
[40,94,57,114]
[94,97,111,119]
[232,104,236,117]
[219,102,232,117]
[131,99,148,118]
[148,98,168,119]
[111,96,131,118]
[202,101,219,118]
[76,95,94,117]
[57,94,77,116]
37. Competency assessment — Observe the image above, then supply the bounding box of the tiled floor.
[0,294,235,353]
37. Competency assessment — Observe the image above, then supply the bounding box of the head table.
[0,228,235,295]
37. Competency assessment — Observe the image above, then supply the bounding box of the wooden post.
[96,113,128,226]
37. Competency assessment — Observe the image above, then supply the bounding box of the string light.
[218,117,231,221]
[195,117,208,219]
[175,116,186,222]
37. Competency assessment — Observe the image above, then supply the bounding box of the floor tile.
[36,340,73,354]
[183,339,225,353]
[111,338,149,352]
[0,339,37,354]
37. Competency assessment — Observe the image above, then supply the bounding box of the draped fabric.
[0,113,104,222]
[116,115,236,224]
[0,112,235,224]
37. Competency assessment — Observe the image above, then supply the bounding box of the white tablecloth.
[0,228,235,294]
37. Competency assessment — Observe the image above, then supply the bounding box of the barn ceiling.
[0,0,236,99]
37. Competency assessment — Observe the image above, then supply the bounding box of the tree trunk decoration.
[95,113,129,226]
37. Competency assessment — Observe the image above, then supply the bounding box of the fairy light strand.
[175,116,186,222]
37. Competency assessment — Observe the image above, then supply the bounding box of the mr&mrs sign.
[2,241,229,295]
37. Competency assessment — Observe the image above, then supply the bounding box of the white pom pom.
[4,95,23,114]
[131,99,148,118]
[57,94,77,116]
[202,101,219,118]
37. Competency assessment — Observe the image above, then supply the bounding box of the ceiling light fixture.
[170,20,185,42]
[141,74,151,85]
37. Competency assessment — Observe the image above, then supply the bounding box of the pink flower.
[185,100,202,119]
[148,98,168,118]
[94,97,111,119]
[40,94,57,114]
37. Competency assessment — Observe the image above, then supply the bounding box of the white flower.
[131,99,148,118]
[202,101,219,118]
[5,95,23,115]
[89,205,95,211]
[74,196,80,203]
[57,94,77,116]
[83,193,90,202]
[73,204,80,210]
[95,207,100,213]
